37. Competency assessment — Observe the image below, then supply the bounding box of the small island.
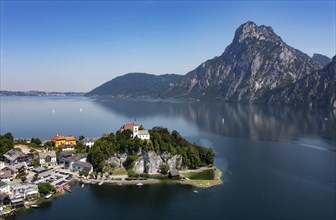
[0,123,222,217]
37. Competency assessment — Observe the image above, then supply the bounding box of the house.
[72,161,93,173]
[0,193,11,211]
[59,144,75,152]
[82,137,98,148]
[38,151,57,167]
[2,149,30,165]
[121,123,150,140]
[1,162,28,178]
[63,154,93,173]
[168,170,180,179]
[57,152,73,164]
[0,171,13,183]
[11,197,24,208]
[51,134,76,147]
[10,183,38,200]
[64,154,88,170]
[0,181,10,194]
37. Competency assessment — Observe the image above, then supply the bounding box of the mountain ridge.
[86,21,335,108]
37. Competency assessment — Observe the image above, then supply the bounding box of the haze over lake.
[0,96,335,219]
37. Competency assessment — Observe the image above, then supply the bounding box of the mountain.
[312,53,332,68]
[262,56,336,108]
[87,21,335,108]
[86,73,182,98]
[168,21,321,103]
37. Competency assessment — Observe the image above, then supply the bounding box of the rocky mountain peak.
[233,21,281,44]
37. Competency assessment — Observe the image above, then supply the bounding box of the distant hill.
[86,73,182,98]
[0,91,84,96]
[312,53,332,68]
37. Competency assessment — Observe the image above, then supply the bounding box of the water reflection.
[93,99,336,143]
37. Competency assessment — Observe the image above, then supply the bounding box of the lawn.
[183,169,215,180]
[112,168,128,175]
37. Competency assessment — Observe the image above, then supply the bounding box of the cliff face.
[262,56,336,108]
[312,53,332,68]
[107,150,182,174]
[169,21,321,103]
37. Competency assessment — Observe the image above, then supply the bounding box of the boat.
[81,184,84,188]
[193,190,198,193]
[64,188,72,193]
[136,183,143,186]
[98,181,103,186]
[44,194,52,199]
[31,204,39,208]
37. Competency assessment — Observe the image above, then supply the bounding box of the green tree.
[0,132,14,156]
[31,138,42,145]
[21,176,27,183]
[159,163,169,175]
[75,142,87,154]
[78,135,85,141]
[38,183,56,196]
[123,155,136,170]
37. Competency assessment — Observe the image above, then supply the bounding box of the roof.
[52,134,76,142]
[0,192,10,200]
[169,170,180,176]
[0,170,12,178]
[56,152,73,160]
[65,136,76,141]
[38,151,56,159]
[138,130,149,135]
[3,149,26,161]
[0,181,8,187]
[82,137,99,143]
[122,123,134,130]
[6,162,28,173]
[51,134,65,141]
[64,153,87,163]
[73,161,93,169]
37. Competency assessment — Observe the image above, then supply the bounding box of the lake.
[1,96,335,219]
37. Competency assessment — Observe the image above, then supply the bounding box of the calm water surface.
[1,96,335,220]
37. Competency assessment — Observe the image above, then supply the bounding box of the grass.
[183,169,215,180]
[112,168,128,175]
[181,167,222,188]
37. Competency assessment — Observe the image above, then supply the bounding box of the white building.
[0,181,10,194]
[121,123,150,140]
[10,183,38,199]
[82,137,98,148]
[38,151,57,166]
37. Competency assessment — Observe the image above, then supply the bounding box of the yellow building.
[51,134,76,147]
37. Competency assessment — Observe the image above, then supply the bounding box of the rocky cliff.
[107,150,182,174]
[168,21,323,104]
[312,53,332,68]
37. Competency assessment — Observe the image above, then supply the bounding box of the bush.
[38,183,56,196]
[159,163,169,175]
[79,171,89,177]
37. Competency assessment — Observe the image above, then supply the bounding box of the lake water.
[1,96,335,219]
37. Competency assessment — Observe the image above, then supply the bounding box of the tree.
[33,173,39,181]
[159,163,169,175]
[78,135,85,141]
[38,183,56,196]
[123,155,136,170]
[21,176,27,183]
[79,171,89,177]
[0,132,14,156]
[75,142,86,154]
[31,138,42,145]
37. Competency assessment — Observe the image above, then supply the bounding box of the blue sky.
[1,1,335,92]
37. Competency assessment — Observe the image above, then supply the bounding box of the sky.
[1,0,335,92]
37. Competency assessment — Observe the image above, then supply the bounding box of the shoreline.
[77,167,223,189]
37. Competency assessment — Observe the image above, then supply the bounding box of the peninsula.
[0,124,222,217]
